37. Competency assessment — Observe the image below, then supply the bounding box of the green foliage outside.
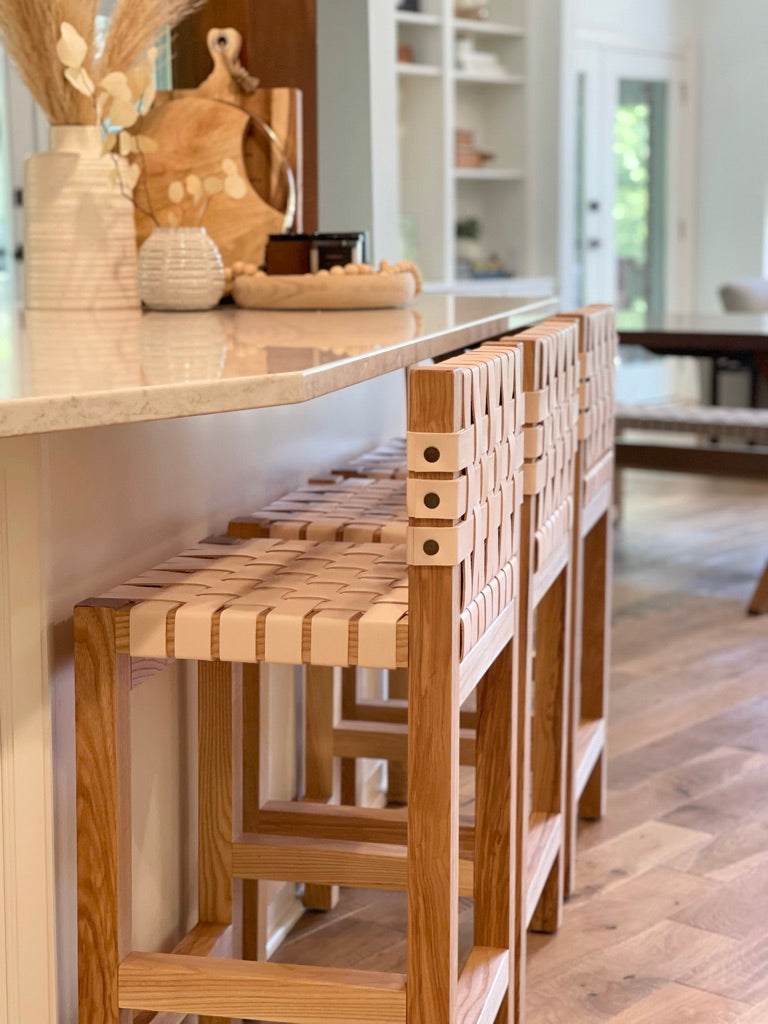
[613,102,650,311]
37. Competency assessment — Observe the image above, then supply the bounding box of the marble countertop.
[0,293,557,437]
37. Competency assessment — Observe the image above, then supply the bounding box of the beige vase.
[24,125,140,310]
[138,227,226,311]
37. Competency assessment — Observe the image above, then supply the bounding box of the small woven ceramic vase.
[138,227,226,311]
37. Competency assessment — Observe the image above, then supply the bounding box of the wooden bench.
[615,403,768,614]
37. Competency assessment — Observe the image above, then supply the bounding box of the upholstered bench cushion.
[616,403,768,445]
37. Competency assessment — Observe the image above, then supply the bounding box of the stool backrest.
[406,344,525,661]
[558,305,617,474]
[493,319,580,574]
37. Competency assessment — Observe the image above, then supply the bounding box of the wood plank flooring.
[271,471,768,1022]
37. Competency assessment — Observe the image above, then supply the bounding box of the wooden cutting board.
[135,27,302,268]
[135,95,285,269]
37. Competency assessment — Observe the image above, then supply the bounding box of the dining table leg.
[748,562,768,615]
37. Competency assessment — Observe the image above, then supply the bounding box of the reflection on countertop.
[0,293,557,437]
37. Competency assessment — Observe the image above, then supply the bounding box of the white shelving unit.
[395,0,529,284]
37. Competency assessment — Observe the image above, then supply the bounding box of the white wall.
[695,0,768,311]
[576,0,696,50]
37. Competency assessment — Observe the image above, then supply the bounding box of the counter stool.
[555,306,615,897]
[228,474,410,910]
[327,437,408,480]
[74,343,524,1023]
[492,318,579,1018]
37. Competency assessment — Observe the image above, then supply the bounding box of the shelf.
[454,70,525,85]
[396,10,442,27]
[453,18,526,37]
[397,62,442,77]
[454,167,525,181]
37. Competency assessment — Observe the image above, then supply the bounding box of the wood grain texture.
[473,638,516,1023]
[198,660,241,1024]
[135,96,285,268]
[748,562,768,615]
[269,473,768,1024]
[74,603,132,1024]
[241,662,265,961]
[407,364,462,1022]
[333,720,476,765]
[232,270,417,311]
[119,953,405,1024]
[456,947,509,1024]
[133,925,233,1024]
[529,566,569,934]
[172,0,319,230]
[386,669,409,803]
[340,667,357,805]
[198,661,238,927]
[407,561,461,1022]
[514,495,534,1022]
[303,665,339,911]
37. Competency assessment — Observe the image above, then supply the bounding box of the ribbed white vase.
[138,227,226,311]
[25,125,140,309]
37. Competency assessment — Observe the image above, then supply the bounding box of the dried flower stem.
[0,0,204,124]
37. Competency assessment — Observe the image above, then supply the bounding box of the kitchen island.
[0,293,555,1023]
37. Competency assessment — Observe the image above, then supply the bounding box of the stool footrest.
[232,833,475,896]
[119,952,406,1024]
[133,924,233,1024]
[333,720,476,765]
[526,812,563,926]
[258,800,477,858]
[574,718,606,799]
[457,946,509,1024]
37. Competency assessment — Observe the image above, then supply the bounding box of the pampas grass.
[0,0,204,124]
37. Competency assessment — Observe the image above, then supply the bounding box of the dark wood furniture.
[616,312,768,614]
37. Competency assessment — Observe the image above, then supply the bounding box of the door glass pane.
[613,79,668,313]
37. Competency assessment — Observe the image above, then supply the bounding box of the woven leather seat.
[230,476,407,543]
[103,538,409,667]
[330,436,408,479]
[74,342,525,1024]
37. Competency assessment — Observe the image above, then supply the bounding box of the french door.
[574,42,695,313]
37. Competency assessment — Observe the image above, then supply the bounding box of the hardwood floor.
[273,470,768,1022]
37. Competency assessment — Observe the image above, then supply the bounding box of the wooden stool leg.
[387,668,408,804]
[475,637,517,1024]
[340,667,357,805]
[199,660,242,1024]
[579,513,611,822]
[580,750,606,819]
[749,562,768,615]
[407,565,460,1022]
[303,665,340,910]
[241,664,266,962]
[529,567,570,935]
[75,602,133,1024]
[565,516,584,899]
[514,511,534,1024]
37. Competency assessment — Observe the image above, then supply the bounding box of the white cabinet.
[395,0,529,285]
[317,0,561,292]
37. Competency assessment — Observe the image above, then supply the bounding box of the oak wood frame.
[74,353,520,1023]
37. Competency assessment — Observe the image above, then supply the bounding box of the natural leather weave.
[229,477,407,543]
[102,538,408,668]
[407,345,525,657]
[573,305,617,480]
[495,321,580,575]
[329,438,408,480]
